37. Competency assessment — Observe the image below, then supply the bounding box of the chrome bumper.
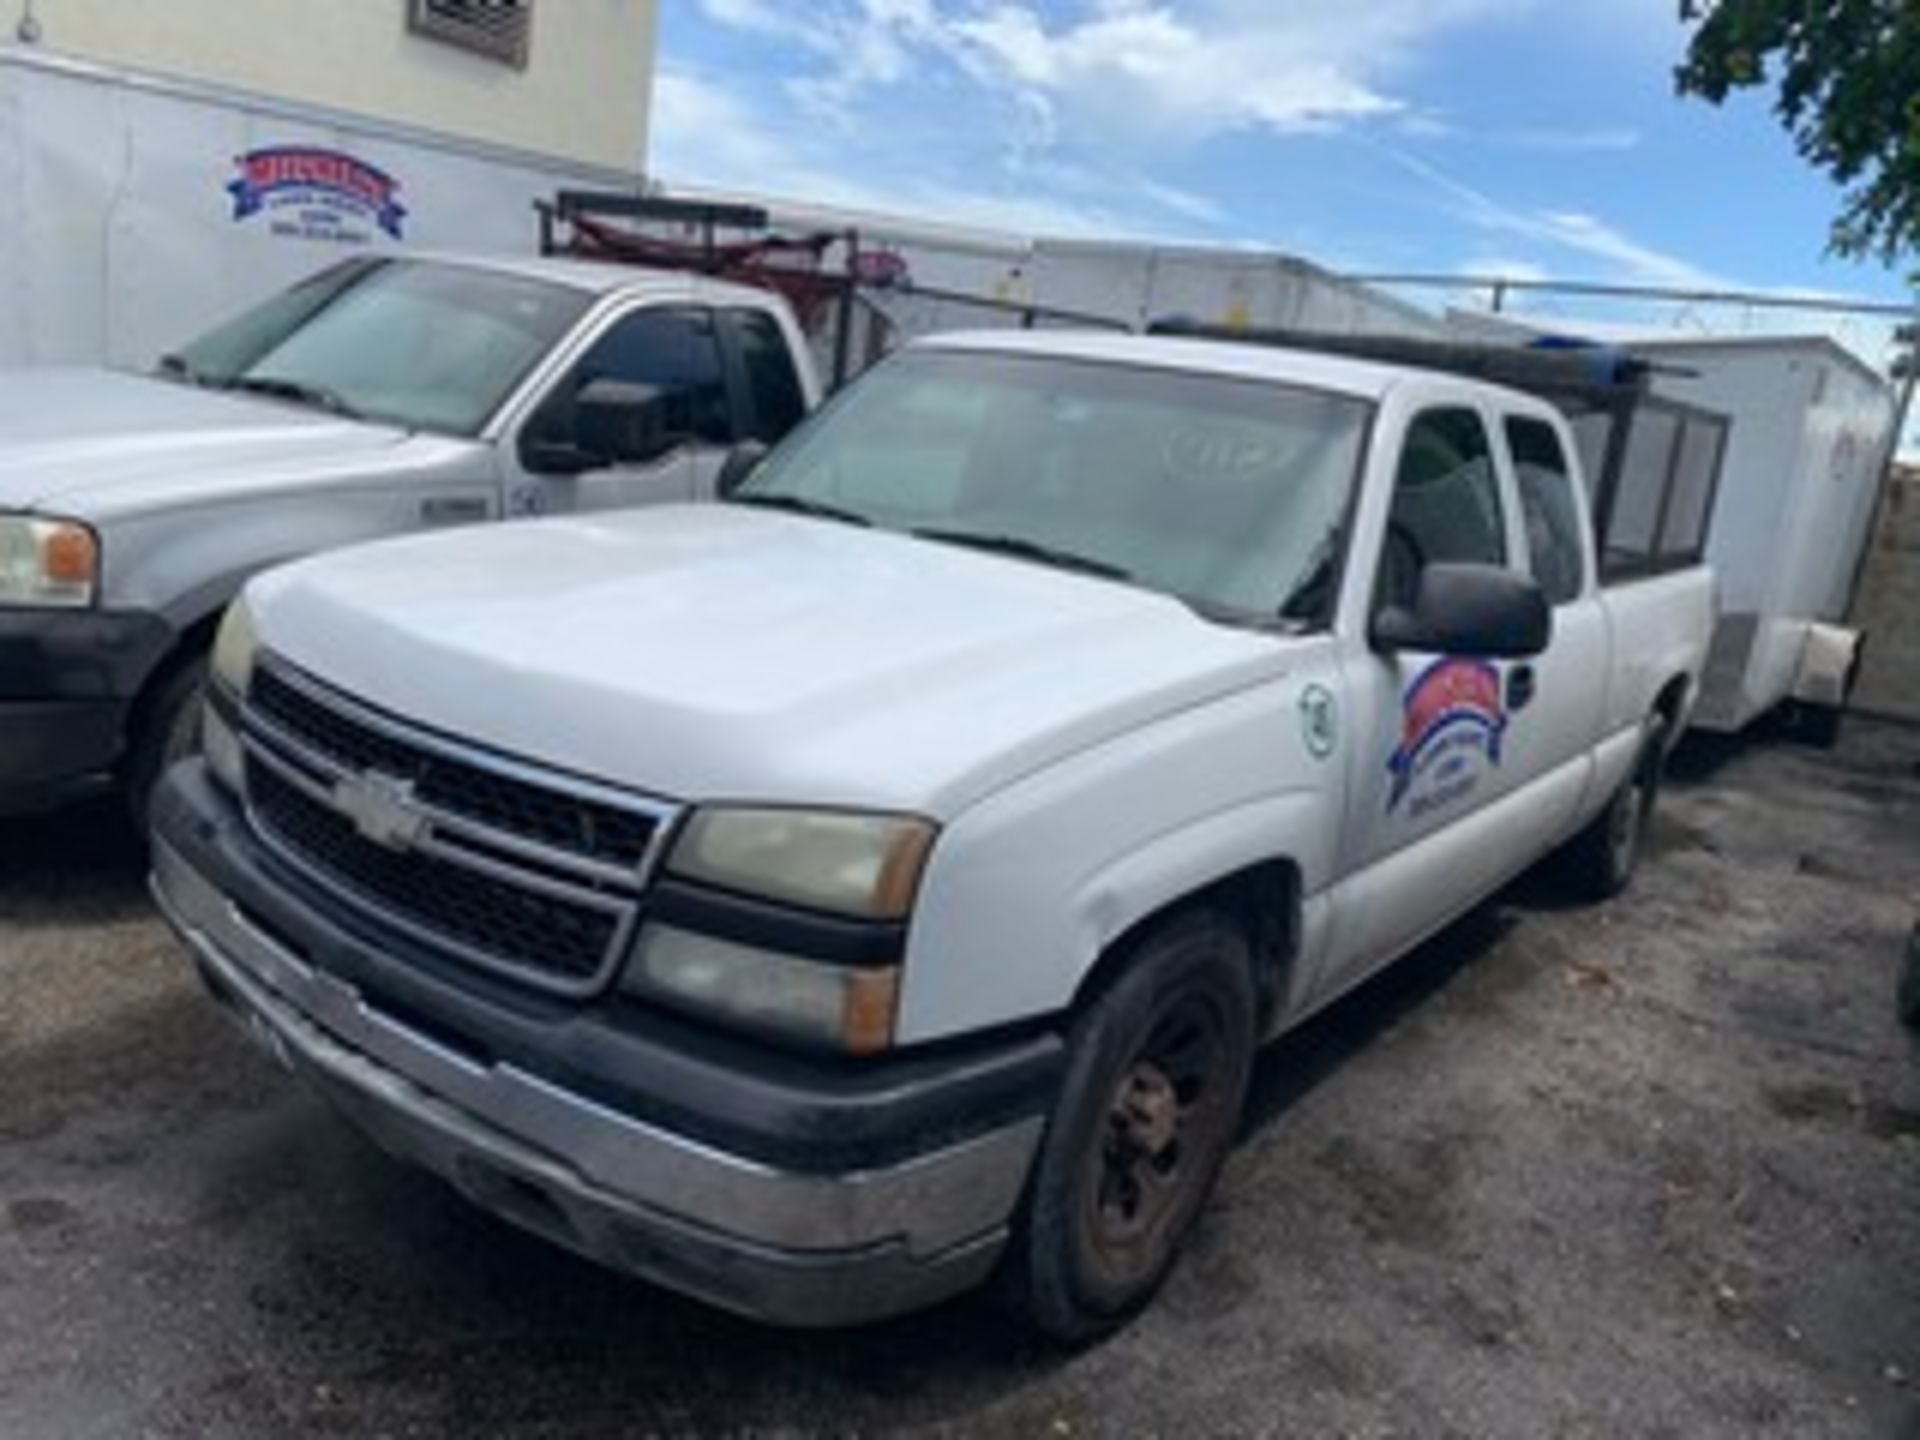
[151,838,1042,1326]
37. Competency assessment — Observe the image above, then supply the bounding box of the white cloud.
[1382,146,1721,288]
[1499,126,1642,153]
[945,4,1402,142]
[648,69,1165,240]
[694,0,811,42]
[694,0,1527,149]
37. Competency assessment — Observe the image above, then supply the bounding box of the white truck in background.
[151,329,1712,1339]
[0,253,820,821]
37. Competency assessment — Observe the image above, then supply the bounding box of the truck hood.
[0,368,412,513]
[250,505,1294,817]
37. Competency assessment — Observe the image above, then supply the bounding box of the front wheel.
[124,657,207,837]
[1003,911,1256,1343]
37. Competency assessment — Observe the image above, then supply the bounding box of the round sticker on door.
[1299,684,1339,760]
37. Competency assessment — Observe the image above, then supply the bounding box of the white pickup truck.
[151,329,1712,1340]
[0,253,819,822]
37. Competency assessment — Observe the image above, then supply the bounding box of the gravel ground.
[2,720,1917,1439]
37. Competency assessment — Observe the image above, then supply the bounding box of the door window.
[1379,407,1507,610]
[726,309,808,443]
[530,305,731,454]
[1504,416,1587,605]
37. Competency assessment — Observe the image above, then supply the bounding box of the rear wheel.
[1561,714,1668,902]
[1786,699,1846,751]
[1004,911,1256,1343]
[124,656,207,836]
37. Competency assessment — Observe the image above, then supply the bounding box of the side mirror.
[519,380,691,476]
[716,440,770,498]
[1371,562,1551,659]
[575,379,689,467]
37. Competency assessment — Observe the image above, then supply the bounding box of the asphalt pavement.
[2,722,1917,1438]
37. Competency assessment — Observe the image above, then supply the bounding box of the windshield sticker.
[1387,658,1507,816]
[228,147,407,245]
[1299,684,1339,760]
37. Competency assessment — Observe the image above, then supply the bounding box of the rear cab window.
[1503,415,1588,605]
[723,308,809,443]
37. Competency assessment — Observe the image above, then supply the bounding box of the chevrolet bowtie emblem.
[331,770,430,852]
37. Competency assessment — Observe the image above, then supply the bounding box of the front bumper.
[150,762,1059,1327]
[0,607,173,811]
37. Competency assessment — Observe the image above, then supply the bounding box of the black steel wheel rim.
[1079,989,1237,1282]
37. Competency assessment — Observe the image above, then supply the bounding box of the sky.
[650,0,1919,375]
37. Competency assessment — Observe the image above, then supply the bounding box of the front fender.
[895,679,1341,1045]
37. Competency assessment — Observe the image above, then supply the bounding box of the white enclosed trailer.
[550,190,1451,389]
[854,237,1450,349]
[0,48,638,371]
[1621,335,1894,732]
[1447,314,1897,732]
[1026,239,1446,339]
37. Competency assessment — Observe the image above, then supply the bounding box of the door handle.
[419,496,490,525]
[1506,664,1536,712]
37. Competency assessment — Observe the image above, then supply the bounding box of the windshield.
[737,350,1372,627]
[163,259,592,436]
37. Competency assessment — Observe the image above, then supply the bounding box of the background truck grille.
[251,666,661,869]
[239,660,676,996]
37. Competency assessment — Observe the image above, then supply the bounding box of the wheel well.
[1653,675,1689,729]
[1071,859,1300,1031]
[123,609,221,760]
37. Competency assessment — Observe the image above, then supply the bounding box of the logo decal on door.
[1387,657,1508,815]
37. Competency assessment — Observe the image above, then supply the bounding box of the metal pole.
[831,228,857,390]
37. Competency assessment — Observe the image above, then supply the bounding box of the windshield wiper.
[729,492,871,526]
[911,527,1134,583]
[1277,523,1342,625]
[156,353,210,386]
[225,375,362,420]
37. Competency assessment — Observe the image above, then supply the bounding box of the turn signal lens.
[42,525,98,587]
[0,515,98,607]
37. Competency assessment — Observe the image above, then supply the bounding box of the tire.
[1788,700,1846,751]
[1003,910,1257,1344]
[124,656,207,836]
[1560,714,1668,902]
[1899,924,1920,1031]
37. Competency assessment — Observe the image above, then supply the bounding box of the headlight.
[666,808,936,920]
[0,515,98,608]
[625,925,900,1055]
[210,595,259,696]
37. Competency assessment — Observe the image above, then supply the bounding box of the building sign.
[227,147,407,244]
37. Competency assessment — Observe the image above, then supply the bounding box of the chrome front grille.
[239,658,678,996]
[250,666,661,869]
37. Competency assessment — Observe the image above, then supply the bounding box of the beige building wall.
[18,0,655,169]
[1851,466,1920,722]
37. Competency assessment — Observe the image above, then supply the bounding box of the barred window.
[408,0,531,68]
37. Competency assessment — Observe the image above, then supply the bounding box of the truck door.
[1493,411,1611,843]
[1323,403,1542,988]
[505,305,734,516]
